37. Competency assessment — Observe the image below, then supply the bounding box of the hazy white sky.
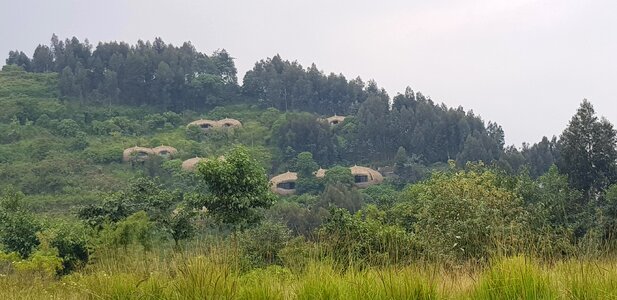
[1,0,616,146]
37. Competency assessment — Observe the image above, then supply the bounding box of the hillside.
[0,37,524,214]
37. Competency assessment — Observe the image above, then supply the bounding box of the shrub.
[56,119,81,137]
[240,220,291,268]
[403,167,527,262]
[47,221,90,274]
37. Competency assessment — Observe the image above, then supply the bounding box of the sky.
[1,0,616,147]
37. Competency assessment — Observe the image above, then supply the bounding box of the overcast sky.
[1,0,615,146]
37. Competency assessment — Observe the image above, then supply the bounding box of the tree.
[196,146,275,229]
[0,188,41,258]
[59,66,77,97]
[31,45,54,72]
[323,166,354,187]
[295,152,323,194]
[6,50,31,71]
[558,100,617,197]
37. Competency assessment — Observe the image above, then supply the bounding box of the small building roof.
[350,165,384,187]
[326,115,346,125]
[315,168,326,178]
[187,119,218,129]
[152,145,178,157]
[122,146,155,162]
[217,118,242,128]
[181,157,208,171]
[269,171,298,195]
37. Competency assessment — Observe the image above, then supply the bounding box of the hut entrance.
[222,123,233,127]
[277,182,296,190]
[136,152,149,159]
[331,120,339,125]
[200,124,211,129]
[354,175,369,183]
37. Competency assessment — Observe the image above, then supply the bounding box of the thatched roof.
[350,165,384,188]
[187,119,218,130]
[152,145,178,158]
[217,118,242,128]
[122,146,155,162]
[269,171,298,195]
[326,115,346,125]
[315,168,326,178]
[181,157,208,171]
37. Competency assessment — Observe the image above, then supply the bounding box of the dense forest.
[1,36,617,299]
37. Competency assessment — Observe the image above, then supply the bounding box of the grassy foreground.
[2,243,617,300]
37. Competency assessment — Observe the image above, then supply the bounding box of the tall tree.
[558,100,617,197]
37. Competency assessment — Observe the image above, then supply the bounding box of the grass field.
[2,241,617,300]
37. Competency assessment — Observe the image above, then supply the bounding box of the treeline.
[7,35,238,111]
[242,55,370,115]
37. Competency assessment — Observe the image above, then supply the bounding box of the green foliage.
[323,166,354,187]
[318,207,414,266]
[78,177,179,229]
[558,100,617,196]
[240,220,291,268]
[45,221,90,274]
[318,183,364,213]
[197,146,275,229]
[0,188,41,258]
[402,165,527,262]
[56,118,81,137]
[99,211,154,251]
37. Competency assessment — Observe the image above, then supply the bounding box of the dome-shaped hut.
[123,146,155,162]
[269,172,298,195]
[181,157,207,171]
[217,118,242,128]
[350,165,383,188]
[188,119,218,131]
[152,145,178,159]
[315,168,326,178]
[326,115,346,126]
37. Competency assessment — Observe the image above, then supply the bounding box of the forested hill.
[1,35,572,211]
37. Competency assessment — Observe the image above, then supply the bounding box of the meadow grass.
[2,243,617,299]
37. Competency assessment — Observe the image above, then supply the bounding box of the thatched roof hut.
[326,115,346,126]
[350,165,384,188]
[269,172,298,195]
[315,168,326,178]
[188,119,218,131]
[152,145,178,159]
[217,118,242,128]
[123,146,155,162]
[181,157,207,171]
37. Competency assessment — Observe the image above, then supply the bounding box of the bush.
[403,166,527,263]
[56,118,81,137]
[47,221,90,274]
[240,220,291,268]
[318,207,414,266]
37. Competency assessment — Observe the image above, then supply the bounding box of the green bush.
[240,220,291,268]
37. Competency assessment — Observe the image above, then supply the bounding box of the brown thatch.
[217,118,242,128]
[350,165,383,188]
[181,157,208,171]
[123,146,155,162]
[152,145,178,158]
[326,115,346,126]
[188,119,218,131]
[315,168,326,178]
[269,172,298,195]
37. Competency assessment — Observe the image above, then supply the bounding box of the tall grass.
[2,243,617,299]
